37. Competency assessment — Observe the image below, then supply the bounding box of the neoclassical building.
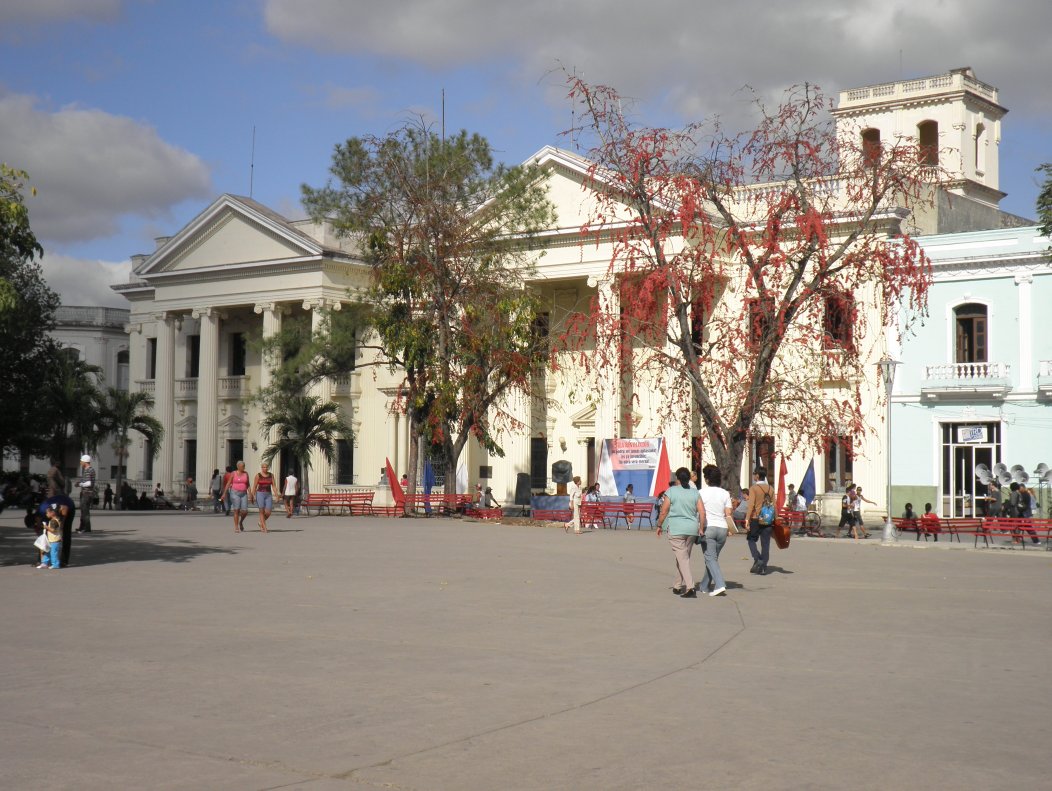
[113,68,1032,514]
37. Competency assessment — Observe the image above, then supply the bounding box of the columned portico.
[592,275,621,444]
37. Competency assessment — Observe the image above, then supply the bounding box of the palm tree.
[101,387,163,510]
[41,351,106,467]
[259,394,351,496]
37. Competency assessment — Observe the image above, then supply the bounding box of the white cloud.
[40,251,132,309]
[0,0,124,24]
[264,0,1052,120]
[0,90,212,244]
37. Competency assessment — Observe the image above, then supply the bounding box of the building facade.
[108,68,1031,515]
[892,225,1052,518]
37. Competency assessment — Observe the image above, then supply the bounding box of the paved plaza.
[1,509,1050,790]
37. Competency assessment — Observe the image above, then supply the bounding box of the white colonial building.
[109,68,1033,514]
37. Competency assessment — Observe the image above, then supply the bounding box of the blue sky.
[2,0,1049,308]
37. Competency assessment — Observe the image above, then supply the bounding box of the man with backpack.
[744,466,776,575]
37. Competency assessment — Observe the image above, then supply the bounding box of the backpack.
[758,485,775,526]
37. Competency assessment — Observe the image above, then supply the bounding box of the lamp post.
[876,357,900,542]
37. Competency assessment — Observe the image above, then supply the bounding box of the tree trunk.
[403,418,420,516]
[707,433,748,501]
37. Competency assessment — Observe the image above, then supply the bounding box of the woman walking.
[221,461,250,533]
[698,464,733,597]
[655,467,703,598]
[250,462,275,533]
[564,475,582,534]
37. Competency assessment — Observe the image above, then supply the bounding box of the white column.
[396,408,409,478]
[154,312,176,491]
[306,300,334,488]
[388,406,400,475]
[194,307,220,482]
[592,276,621,443]
[1015,273,1033,388]
[254,302,286,393]
[499,389,531,503]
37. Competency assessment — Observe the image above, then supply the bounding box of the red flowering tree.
[563,77,939,492]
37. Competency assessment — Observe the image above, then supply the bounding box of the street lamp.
[876,357,900,542]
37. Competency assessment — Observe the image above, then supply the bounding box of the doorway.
[941,423,1000,517]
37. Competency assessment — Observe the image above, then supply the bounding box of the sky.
[2,0,1050,309]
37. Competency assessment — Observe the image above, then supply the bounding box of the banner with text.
[596,438,671,497]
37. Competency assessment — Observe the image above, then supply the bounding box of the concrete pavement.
[2,509,1050,790]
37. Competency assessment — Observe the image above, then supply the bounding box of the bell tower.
[832,67,1007,209]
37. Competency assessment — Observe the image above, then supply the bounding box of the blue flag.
[799,458,816,505]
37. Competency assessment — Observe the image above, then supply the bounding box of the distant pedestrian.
[209,469,223,513]
[835,484,857,539]
[564,475,582,534]
[46,459,65,498]
[624,483,636,528]
[853,486,875,539]
[282,471,299,519]
[221,466,234,515]
[103,483,113,510]
[76,454,96,533]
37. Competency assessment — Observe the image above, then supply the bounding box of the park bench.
[777,509,807,535]
[611,501,656,529]
[300,493,343,516]
[340,491,375,515]
[464,506,502,520]
[975,517,1051,549]
[532,508,572,523]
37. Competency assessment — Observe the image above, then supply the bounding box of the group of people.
[834,483,876,539]
[209,462,301,533]
[31,453,96,569]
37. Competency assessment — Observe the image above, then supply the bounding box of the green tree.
[0,164,60,458]
[302,124,554,498]
[1037,164,1052,247]
[40,352,106,467]
[101,387,163,510]
[259,394,352,497]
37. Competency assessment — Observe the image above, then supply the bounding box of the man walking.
[564,475,583,534]
[77,454,96,533]
[46,459,65,498]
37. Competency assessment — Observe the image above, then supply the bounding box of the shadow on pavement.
[0,525,239,568]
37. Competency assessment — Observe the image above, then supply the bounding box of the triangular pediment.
[571,405,596,429]
[136,195,324,277]
[528,146,640,235]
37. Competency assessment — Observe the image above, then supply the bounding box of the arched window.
[861,128,881,167]
[955,303,987,363]
[918,120,939,167]
[974,123,986,175]
[116,349,130,391]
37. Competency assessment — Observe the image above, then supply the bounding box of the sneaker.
[709,587,727,597]
[36,563,49,569]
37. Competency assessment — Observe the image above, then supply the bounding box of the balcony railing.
[924,362,1010,381]
[219,375,250,399]
[175,378,198,399]
[331,372,362,398]
[136,379,155,395]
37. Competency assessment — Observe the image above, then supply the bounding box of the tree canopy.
[563,77,939,490]
[302,124,555,497]
[1037,163,1052,248]
[0,164,60,459]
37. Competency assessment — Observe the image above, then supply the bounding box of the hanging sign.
[956,426,987,444]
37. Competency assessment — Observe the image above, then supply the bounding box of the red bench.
[611,501,656,529]
[403,493,473,515]
[532,509,572,522]
[975,518,1050,549]
[341,491,375,515]
[464,506,502,520]
[300,493,342,516]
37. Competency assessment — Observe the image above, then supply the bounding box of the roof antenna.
[249,125,256,198]
[441,88,445,145]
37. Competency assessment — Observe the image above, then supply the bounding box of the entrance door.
[948,445,995,518]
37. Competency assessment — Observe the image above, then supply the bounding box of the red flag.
[386,458,404,505]
[653,439,672,497]
[776,454,788,511]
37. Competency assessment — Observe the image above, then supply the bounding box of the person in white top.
[698,464,734,596]
[564,475,583,534]
[282,472,299,519]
